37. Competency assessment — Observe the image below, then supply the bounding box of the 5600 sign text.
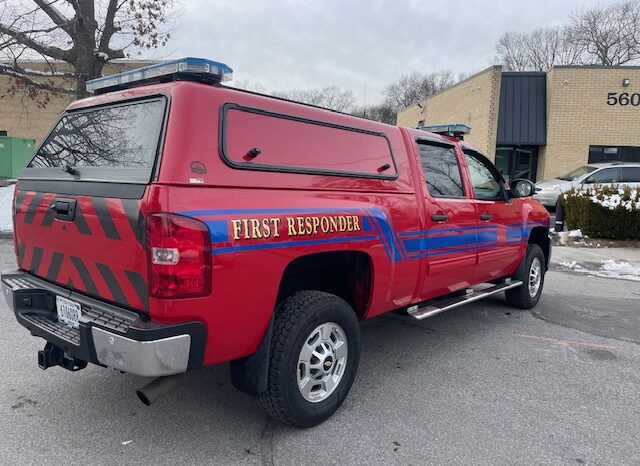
[607,92,640,106]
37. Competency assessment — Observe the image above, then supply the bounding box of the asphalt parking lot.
[0,239,639,465]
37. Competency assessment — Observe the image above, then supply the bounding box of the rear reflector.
[147,213,211,299]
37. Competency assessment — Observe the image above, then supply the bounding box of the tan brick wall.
[396,66,502,160]
[0,61,157,144]
[396,103,425,128]
[541,66,640,179]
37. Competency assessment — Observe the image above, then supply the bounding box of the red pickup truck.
[2,58,550,427]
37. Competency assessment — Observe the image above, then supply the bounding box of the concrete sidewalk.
[551,246,640,267]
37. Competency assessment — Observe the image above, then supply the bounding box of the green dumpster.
[0,136,36,179]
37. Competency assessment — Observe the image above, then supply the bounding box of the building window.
[589,146,640,163]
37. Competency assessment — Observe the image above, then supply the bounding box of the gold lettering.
[311,217,320,234]
[338,216,347,232]
[250,219,262,239]
[271,218,281,238]
[231,219,242,240]
[261,218,271,238]
[346,216,353,232]
[320,217,330,233]
[297,217,305,235]
[287,217,297,236]
[242,219,250,239]
[352,215,361,231]
[329,217,338,232]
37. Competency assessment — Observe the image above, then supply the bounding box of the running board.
[406,280,523,320]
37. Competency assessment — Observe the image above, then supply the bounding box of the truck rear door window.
[221,104,397,179]
[418,142,465,198]
[23,97,166,183]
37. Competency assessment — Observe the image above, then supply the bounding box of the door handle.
[479,213,493,221]
[51,198,76,221]
[431,214,449,222]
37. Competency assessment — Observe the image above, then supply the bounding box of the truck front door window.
[463,151,503,201]
[417,143,464,198]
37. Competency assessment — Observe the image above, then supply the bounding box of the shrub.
[562,185,640,240]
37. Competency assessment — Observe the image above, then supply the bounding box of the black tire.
[505,244,546,309]
[258,290,360,427]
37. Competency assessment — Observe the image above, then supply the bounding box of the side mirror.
[510,178,535,198]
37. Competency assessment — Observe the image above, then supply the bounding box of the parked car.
[2,58,550,427]
[534,162,640,207]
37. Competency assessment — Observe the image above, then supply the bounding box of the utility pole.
[363,81,367,118]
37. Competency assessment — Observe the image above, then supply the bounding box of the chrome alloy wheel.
[296,322,348,403]
[528,257,542,298]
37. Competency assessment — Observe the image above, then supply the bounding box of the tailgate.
[12,96,167,312]
[14,189,148,311]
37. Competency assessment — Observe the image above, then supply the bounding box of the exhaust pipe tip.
[136,389,153,406]
[136,372,188,406]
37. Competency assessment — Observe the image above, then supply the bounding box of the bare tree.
[495,32,532,71]
[382,70,455,111]
[351,104,396,125]
[569,0,640,66]
[273,85,356,112]
[496,26,584,71]
[496,1,640,71]
[0,0,176,105]
[230,79,268,94]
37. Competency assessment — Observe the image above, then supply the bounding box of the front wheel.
[258,290,360,427]
[505,244,546,309]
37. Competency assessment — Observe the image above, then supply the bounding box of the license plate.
[56,296,82,329]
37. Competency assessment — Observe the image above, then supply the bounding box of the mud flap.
[229,317,273,396]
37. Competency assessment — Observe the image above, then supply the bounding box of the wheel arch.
[529,226,551,270]
[275,250,373,319]
[230,250,372,396]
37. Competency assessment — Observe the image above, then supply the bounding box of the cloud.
[171,0,604,104]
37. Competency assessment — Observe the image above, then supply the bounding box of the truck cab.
[2,58,550,427]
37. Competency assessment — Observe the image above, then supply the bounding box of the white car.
[533,162,640,207]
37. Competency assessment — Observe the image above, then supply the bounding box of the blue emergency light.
[85,57,233,94]
[419,123,471,137]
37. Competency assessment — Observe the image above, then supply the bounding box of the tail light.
[147,213,211,299]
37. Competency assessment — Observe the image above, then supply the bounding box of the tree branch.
[98,0,120,53]
[32,0,72,35]
[0,23,71,61]
[12,62,76,79]
[0,64,75,95]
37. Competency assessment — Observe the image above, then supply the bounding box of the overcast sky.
[168,0,609,105]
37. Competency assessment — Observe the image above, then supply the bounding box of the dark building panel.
[497,72,546,145]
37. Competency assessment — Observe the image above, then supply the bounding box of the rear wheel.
[505,244,546,309]
[258,290,360,427]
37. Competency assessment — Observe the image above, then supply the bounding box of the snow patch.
[596,260,640,281]
[559,257,640,282]
[22,67,68,77]
[559,260,586,271]
[0,184,15,233]
[567,186,640,211]
[568,229,583,238]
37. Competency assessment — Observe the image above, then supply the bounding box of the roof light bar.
[86,57,233,94]
[419,123,471,136]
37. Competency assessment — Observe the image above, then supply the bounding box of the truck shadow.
[12,295,526,455]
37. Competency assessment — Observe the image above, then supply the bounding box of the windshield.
[557,165,597,181]
[24,98,165,183]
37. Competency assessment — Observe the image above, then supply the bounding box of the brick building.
[0,60,157,144]
[397,65,640,182]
